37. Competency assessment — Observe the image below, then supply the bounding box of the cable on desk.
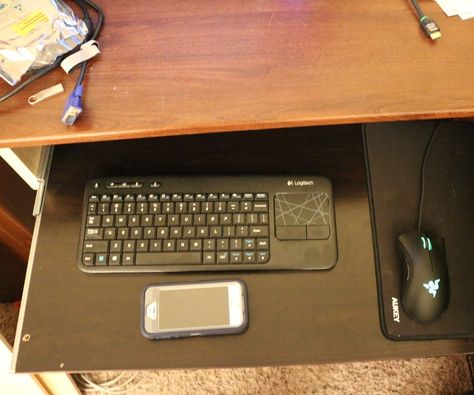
[409,0,441,40]
[73,371,143,394]
[0,0,105,125]
[417,121,441,233]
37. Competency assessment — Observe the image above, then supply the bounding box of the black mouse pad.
[364,120,474,340]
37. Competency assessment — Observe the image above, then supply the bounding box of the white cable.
[75,371,142,394]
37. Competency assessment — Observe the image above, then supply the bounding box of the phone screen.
[143,281,246,336]
[159,286,229,329]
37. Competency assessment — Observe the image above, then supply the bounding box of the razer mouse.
[397,230,449,324]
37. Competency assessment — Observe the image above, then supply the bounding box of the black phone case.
[140,279,249,340]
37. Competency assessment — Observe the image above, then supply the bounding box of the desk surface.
[1,0,474,148]
[14,126,474,373]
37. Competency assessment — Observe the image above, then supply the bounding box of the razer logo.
[423,279,440,298]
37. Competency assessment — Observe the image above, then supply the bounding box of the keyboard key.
[257,239,269,250]
[231,193,242,201]
[87,215,101,227]
[250,226,268,237]
[156,227,169,239]
[122,253,135,265]
[124,194,135,202]
[189,202,200,213]
[241,202,252,212]
[203,253,216,264]
[195,193,206,202]
[230,252,243,263]
[141,215,154,226]
[243,238,256,250]
[163,202,174,213]
[233,213,245,225]
[255,193,268,200]
[136,252,202,265]
[160,193,171,201]
[104,228,116,239]
[202,202,213,213]
[95,253,108,265]
[210,226,222,238]
[137,240,149,252]
[203,239,216,251]
[183,226,196,238]
[246,213,258,224]
[215,202,226,213]
[184,193,194,201]
[83,241,108,253]
[244,251,256,263]
[228,202,239,212]
[98,203,110,214]
[163,240,176,252]
[124,203,135,214]
[217,252,229,264]
[243,193,254,200]
[89,194,99,202]
[143,227,156,239]
[115,215,127,226]
[236,226,249,237]
[130,227,143,239]
[150,240,162,252]
[194,214,206,225]
[175,202,187,213]
[220,214,232,225]
[123,241,135,252]
[111,203,122,214]
[190,239,202,251]
[87,203,97,214]
[167,214,180,226]
[170,227,182,238]
[259,213,268,224]
[230,238,242,250]
[181,215,193,225]
[83,253,94,265]
[217,239,229,251]
[220,193,230,201]
[197,226,209,238]
[149,202,161,213]
[222,226,235,237]
[102,215,115,227]
[207,214,219,225]
[137,202,148,213]
[154,215,166,226]
[257,251,270,263]
[109,254,121,265]
[208,193,218,201]
[136,194,147,202]
[253,202,268,212]
[110,240,122,252]
[177,240,189,251]
[172,193,183,201]
[85,228,103,240]
[117,227,129,239]
[101,194,112,202]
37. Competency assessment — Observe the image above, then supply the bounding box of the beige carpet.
[1,303,472,394]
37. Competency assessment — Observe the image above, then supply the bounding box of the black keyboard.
[78,176,337,272]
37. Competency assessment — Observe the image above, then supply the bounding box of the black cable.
[410,0,425,19]
[417,121,441,232]
[0,0,104,103]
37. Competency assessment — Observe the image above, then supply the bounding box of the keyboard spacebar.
[136,252,202,265]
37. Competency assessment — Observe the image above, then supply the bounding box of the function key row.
[89,192,268,203]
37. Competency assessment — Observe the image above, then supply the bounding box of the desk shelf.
[12,124,474,372]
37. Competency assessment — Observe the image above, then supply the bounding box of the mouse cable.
[417,121,441,233]
[409,0,442,40]
[0,0,104,117]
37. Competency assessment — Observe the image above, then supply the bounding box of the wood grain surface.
[14,125,474,373]
[1,1,474,148]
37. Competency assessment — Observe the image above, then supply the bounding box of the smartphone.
[141,279,248,339]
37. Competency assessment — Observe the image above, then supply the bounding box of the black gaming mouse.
[397,230,449,324]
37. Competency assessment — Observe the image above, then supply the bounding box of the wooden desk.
[2,1,474,373]
[0,0,473,147]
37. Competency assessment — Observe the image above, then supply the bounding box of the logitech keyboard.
[78,176,337,272]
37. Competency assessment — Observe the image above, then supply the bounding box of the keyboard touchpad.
[274,193,330,240]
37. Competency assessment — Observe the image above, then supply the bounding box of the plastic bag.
[0,0,88,86]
